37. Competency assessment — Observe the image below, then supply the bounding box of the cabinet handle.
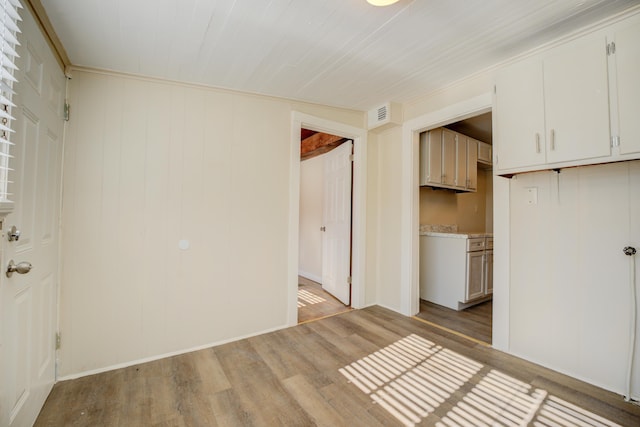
[535,133,540,153]
[550,129,556,151]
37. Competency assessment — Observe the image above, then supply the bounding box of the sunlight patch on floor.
[340,334,621,427]
[297,289,327,307]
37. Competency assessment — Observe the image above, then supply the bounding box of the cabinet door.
[465,251,485,302]
[442,129,456,187]
[419,129,443,185]
[466,137,478,191]
[478,141,492,164]
[455,134,468,189]
[495,57,546,170]
[485,250,493,295]
[544,35,611,163]
[615,21,640,155]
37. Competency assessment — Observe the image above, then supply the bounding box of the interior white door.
[321,140,352,305]
[0,8,66,427]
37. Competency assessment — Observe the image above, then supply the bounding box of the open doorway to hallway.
[415,112,494,344]
[297,129,353,323]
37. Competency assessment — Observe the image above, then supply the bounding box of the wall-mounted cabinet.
[478,141,492,165]
[614,19,640,156]
[420,128,485,192]
[494,15,640,176]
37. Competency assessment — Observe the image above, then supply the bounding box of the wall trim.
[289,111,367,326]
[24,0,71,71]
[298,271,322,284]
[57,323,290,381]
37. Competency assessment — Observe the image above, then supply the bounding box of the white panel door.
[0,8,66,427]
[322,141,352,305]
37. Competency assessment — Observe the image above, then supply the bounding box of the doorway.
[298,132,353,323]
[415,113,494,344]
[287,112,367,327]
[398,93,509,349]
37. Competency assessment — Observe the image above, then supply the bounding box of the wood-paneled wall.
[59,70,363,377]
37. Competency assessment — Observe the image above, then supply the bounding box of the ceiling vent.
[367,102,402,131]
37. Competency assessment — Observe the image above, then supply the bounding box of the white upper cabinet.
[419,128,442,185]
[543,34,611,164]
[454,131,468,190]
[441,129,457,187]
[477,141,492,165]
[614,20,640,155]
[495,33,611,174]
[466,137,478,191]
[495,57,546,170]
[419,128,480,192]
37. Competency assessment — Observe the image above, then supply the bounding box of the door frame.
[288,112,367,326]
[398,93,509,350]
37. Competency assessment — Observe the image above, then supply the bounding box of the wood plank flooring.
[35,306,640,426]
[298,276,351,324]
[415,299,492,345]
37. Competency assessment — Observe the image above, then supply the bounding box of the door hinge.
[611,135,620,147]
[64,102,70,121]
[349,154,354,162]
[55,332,61,350]
[607,42,616,56]
[347,276,352,284]
[493,84,497,94]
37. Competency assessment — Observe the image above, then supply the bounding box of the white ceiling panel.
[39,0,640,110]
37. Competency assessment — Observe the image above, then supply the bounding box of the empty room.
[2,1,640,426]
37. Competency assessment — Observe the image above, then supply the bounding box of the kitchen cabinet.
[419,129,442,185]
[614,20,640,155]
[419,128,480,192]
[465,136,478,191]
[478,141,492,165]
[453,130,467,190]
[495,14,640,176]
[442,129,457,187]
[420,233,493,311]
[495,33,610,173]
[466,250,485,301]
[485,249,493,295]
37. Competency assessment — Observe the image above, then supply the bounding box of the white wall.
[509,161,640,396]
[59,69,364,377]
[370,126,404,311]
[299,155,323,282]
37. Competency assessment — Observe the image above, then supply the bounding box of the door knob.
[7,225,20,242]
[6,260,32,277]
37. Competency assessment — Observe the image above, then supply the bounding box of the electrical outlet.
[526,187,538,205]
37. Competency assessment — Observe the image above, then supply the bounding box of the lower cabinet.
[420,234,493,311]
[466,251,486,301]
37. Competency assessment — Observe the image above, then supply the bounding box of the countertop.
[419,231,493,238]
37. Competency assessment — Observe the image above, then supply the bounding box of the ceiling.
[38,0,640,111]
[445,113,493,145]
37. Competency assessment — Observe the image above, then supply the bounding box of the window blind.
[0,0,21,204]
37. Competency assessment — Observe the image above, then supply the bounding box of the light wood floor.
[298,276,351,324]
[35,306,640,426]
[415,299,492,345]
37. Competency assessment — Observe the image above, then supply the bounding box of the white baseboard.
[57,323,289,381]
[298,271,322,284]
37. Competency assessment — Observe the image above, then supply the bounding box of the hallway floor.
[298,276,351,324]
